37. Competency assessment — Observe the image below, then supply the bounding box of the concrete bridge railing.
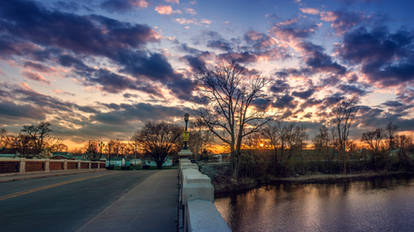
[179,158,231,232]
[0,158,105,175]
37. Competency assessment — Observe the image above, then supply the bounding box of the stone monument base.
[178,149,193,159]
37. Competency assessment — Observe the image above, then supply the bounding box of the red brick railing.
[0,158,105,175]
[50,161,64,171]
[0,161,19,173]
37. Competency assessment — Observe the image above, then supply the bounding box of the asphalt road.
[0,170,177,232]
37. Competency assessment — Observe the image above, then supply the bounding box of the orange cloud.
[165,0,180,4]
[320,11,337,22]
[300,8,320,15]
[200,19,211,25]
[155,5,181,15]
[133,0,148,8]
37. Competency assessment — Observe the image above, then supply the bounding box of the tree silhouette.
[331,99,359,173]
[197,62,269,178]
[133,122,181,169]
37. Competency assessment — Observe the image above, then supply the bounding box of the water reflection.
[215,177,414,232]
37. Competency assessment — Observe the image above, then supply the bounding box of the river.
[214,176,414,232]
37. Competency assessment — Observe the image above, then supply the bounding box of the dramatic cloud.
[301,42,347,75]
[320,10,366,34]
[93,103,186,124]
[338,84,368,96]
[292,88,315,99]
[270,21,318,46]
[270,78,290,93]
[338,27,414,86]
[0,101,45,123]
[252,98,272,111]
[273,94,296,109]
[0,1,159,56]
[183,55,207,73]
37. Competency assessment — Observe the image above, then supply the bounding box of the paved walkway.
[77,169,178,232]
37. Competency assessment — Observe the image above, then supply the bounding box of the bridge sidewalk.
[77,169,178,232]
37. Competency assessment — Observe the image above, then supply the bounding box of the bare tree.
[197,62,269,178]
[331,99,359,173]
[17,122,53,158]
[0,128,17,153]
[107,139,121,158]
[361,128,386,153]
[313,125,330,153]
[85,140,102,161]
[395,135,413,165]
[261,120,281,163]
[283,123,307,160]
[50,142,69,153]
[133,122,182,169]
[386,121,398,150]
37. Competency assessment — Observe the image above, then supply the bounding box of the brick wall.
[80,163,89,169]
[50,161,64,170]
[0,161,19,173]
[26,161,44,172]
[67,162,78,169]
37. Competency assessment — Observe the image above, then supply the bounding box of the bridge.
[0,169,178,232]
[0,160,230,232]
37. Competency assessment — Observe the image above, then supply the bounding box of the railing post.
[78,161,81,170]
[64,160,68,170]
[45,159,50,173]
[19,158,26,174]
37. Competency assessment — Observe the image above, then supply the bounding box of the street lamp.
[183,113,190,149]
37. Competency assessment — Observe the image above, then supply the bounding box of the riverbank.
[202,166,414,197]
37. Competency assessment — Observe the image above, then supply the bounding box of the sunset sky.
[0,0,413,149]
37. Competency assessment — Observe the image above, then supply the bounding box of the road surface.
[0,170,178,232]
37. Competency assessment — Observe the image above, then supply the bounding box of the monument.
[178,113,193,159]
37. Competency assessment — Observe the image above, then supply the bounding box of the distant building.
[144,158,172,167]
[52,152,73,159]
[0,153,17,159]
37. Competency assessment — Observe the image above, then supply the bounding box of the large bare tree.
[132,122,182,169]
[331,99,359,173]
[197,62,269,178]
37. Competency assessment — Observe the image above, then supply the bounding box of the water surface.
[215,177,414,232]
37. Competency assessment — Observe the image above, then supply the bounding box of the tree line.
[0,122,67,158]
